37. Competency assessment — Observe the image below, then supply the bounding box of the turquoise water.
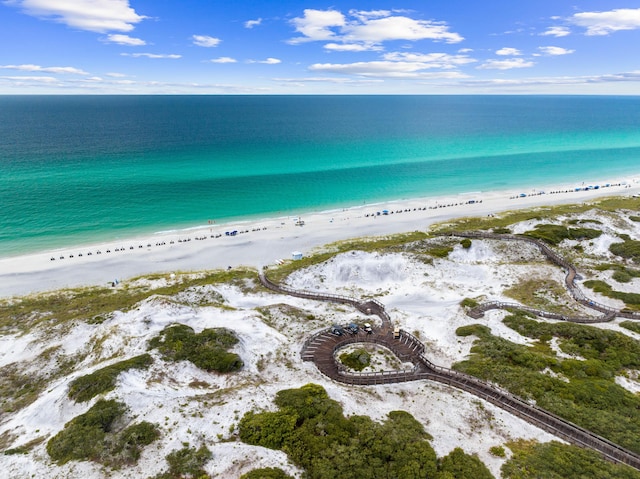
[1,95,640,257]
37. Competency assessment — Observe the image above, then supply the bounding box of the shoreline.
[1,177,639,298]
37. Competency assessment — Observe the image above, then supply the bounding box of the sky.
[1,1,640,94]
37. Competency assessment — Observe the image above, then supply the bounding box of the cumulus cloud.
[478,58,535,70]
[192,35,221,47]
[289,8,462,49]
[309,61,469,79]
[570,8,640,35]
[104,34,145,45]
[244,18,262,29]
[0,64,88,74]
[290,9,346,43]
[537,46,574,56]
[121,53,181,59]
[1,75,58,83]
[495,47,521,56]
[208,57,237,63]
[541,26,571,37]
[8,0,146,32]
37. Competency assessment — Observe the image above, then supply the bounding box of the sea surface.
[2,95,640,258]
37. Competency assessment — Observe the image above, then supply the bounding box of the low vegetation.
[503,278,575,314]
[47,399,159,467]
[68,353,153,402]
[522,224,602,246]
[0,268,256,334]
[339,348,371,371]
[152,444,212,479]
[149,324,243,373]
[501,439,640,479]
[460,238,472,249]
[620,321,640,334]
[239,383,493,479]
[583,280,640,309]
[610,236,640,263]
[454,313,640,454]
[240,468,293,479]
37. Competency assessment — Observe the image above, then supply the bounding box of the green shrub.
[610,238,640,263]
[68,354,153,402]
[523,224,602,245]
[460,298,479,309]
[492,227,511,234]
[428,245,454,258]
[241,468,293,479]
[613,270,633,283]
[620,321,640,334]
[489,446,506,457]
[149,324,243,373]
[502,439,640,479]
[339,349,371,371]
[46,399,159,467]
[438,447,494,479]
[460,238,472,249]
[154,445,212,479]
[629,216,640,222]
[583,280,640,308]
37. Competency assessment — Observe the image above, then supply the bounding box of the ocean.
[2,95,640,258]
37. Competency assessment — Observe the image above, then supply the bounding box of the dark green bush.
[613,270,633,283]
[154,445,212,479]
[68,353,153,402]
[239,384,494,479]
[620,321,640,334]
[502,440,640,479]
[523,224,602,245]
[583,280,640,307]
[610,238,640,263]
[240,468,293,479]
[149,324,242,373]
[630,216,640,222]
[46,399,159,467]
[339,349,371,371]
[460,238,472,249]
[438,447,494,479]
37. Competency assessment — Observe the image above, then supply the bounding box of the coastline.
[1,177,639,299]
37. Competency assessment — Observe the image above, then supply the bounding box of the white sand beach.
[1,178,638,298]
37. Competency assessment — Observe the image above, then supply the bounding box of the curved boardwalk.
[258,229,640,470]
[441,231,640,322]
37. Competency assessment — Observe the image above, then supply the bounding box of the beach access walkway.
[258,232,640,470]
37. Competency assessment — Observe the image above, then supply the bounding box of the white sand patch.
[615,371,640,395]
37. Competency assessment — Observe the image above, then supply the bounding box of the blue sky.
[1,1,640,94]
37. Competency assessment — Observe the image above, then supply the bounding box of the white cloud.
[458,48,474,53]
[495,47,521,56]
[309,61,469,79]
[208,57,237,64]
[252,58,281,64]
[8,0,146,32]
[343,16,463,44]
[0,64,88,74]
[289,9,463,48]
[1,75,58,83]
[275,76,384,84]
[121,53,181,59]
[537,46,574,56]
[382,52,476,68]
[478,58,535,70]
[462,70,640,88]
[541,26,571,37]
[289,9,346,43]
[192,35,221,47]
[106,72,127,77]
[245,18,262,29]
[104,34,145,45]
[570,8,640,36]
[324,43,382,52]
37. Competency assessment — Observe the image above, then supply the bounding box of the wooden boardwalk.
[257,233,640,470]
